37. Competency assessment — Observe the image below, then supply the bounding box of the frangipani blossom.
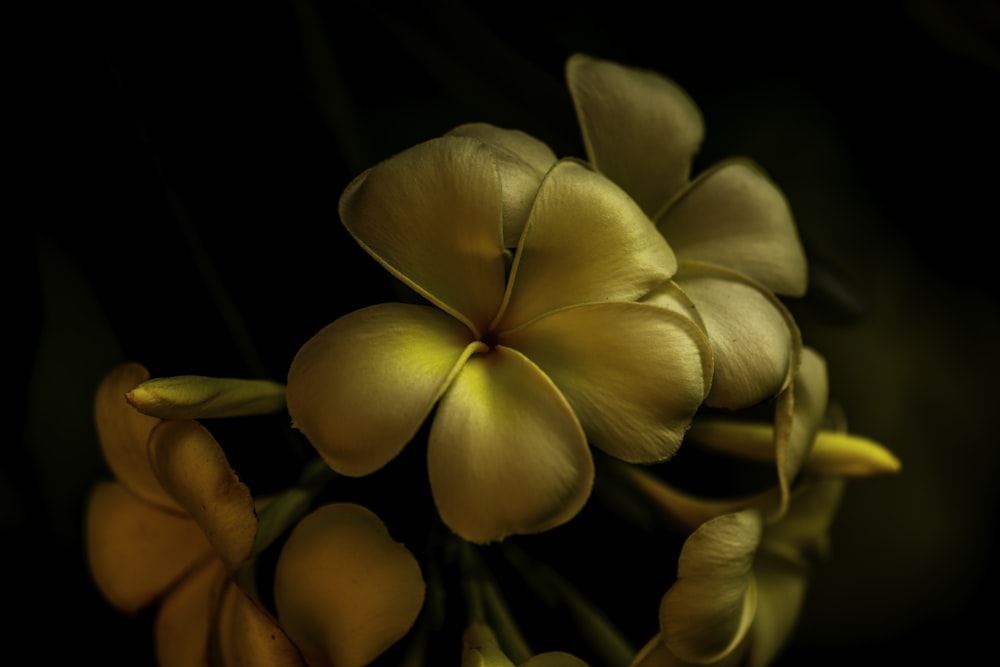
[85,362,303,667]
[287,133,713,543]
[629,479,845,667]
[566,53,806,411]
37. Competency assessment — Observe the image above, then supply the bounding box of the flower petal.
[148,420,257,572]
[215,582,306,667]
[744,552,809,667]
[287,303,476,476]
[774,348,828,513]
[566,53,704,217]
[500,160,676,330]
[661,511,762,664]
[630,633,745,667]
[154,559,227,667]
[762,478,845,562]
[503,302,711,463]
[447,123,557,247]
[675,262,800,409]
[428,347,594,543]
[274,503,425,667]
[339,135,506,334]
[85,481,213,615]
[95,362,180,512]
[656,159,807,297]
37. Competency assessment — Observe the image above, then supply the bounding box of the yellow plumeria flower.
[630,479,845,667]
[462,622,591,667]
[287,131,713,543]
[85,362,303,667]
[566,53,806,411]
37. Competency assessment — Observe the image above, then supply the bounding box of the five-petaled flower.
[566,54,807,411]
[286,130,713,543]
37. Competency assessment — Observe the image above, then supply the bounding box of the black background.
[14,0,1000,664]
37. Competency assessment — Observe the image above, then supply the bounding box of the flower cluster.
[84,55,899,666]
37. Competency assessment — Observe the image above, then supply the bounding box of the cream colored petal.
[85,481,213,615]
[503,302,711,463]
[744,552,809,667]
[661,511,762,664]
[675,262,799,410]
[656,159,807,297]
[500,160,676,330]
[447,123,558,247]
[287,303,475,477]
[762,478,845,562]
[148,420,257,572]
[774,348,828,513]
[274,503,425,667]
[428,347,594,543]
[154,559,227,667]
[95,362,181,512]
[565,53,704,217]
[339,135,506,334]
[126,375,286,419]
[216,582,306,667]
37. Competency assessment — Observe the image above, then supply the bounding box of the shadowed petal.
[675,262,799,409]
[462,622,517,667]
[447,123,557,247]
[287,303,476,477]
[154,559,226,667]
[500,160,676,330]
[656,159,807,297]
[149,420,257,572]
[661,511,762,664]
[503,302,711,463]
[274,504,425,667]
[428,347,594,543]
[339,135,506,334]
[630,633,745,667]
[215,582,305,667]
[745,552,809,667]
[774,348,828,513]
[566,53,704,217]
[85,481,213,615]
[95,362,181,512]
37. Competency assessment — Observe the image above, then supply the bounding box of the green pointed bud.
[126,375,286,419]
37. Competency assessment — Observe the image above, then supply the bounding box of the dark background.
[14,0,1000,664]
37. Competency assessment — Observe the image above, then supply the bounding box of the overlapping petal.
[85,480,214,614]
[500,160,677,330]
[655,159,807,296]
[566,53,704,217]
[148,419,257,572]
[428,348,593,543]
[94,361,181,513]
[287,303,477,476]
[273,503,425,667]
[339,136,507,334]
[154,560,225,667]
[215,581,306,666]
[446,123,558,247]
[674,262,799,409]
[462,622,591,667]
[660,511,762,664]
[503,302,711,463]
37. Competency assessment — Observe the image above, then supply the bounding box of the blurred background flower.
[16,0,999,664]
